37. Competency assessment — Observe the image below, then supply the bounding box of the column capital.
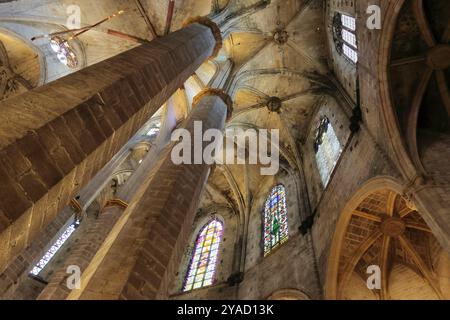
[183,17,222,59]
[101,198,129,213]
[69,198,85,221]
[69,198,83,214]
[193,88,233,121]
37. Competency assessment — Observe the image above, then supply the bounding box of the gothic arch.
[377,0,450,253]
[227,68,329,98]
[325,176,404,299]
[325,176,449,300]
[262,184,289,256]
[224,122,297,169]
[378,0,418,180]
[129,142,151,165]
[378,0,450,180]
[388,0,450,182]
[0,27,46,84]
[210,0,230,16]
[267,288,311,300]
[190,214,226,244]
[196,60,219,87]
[0,21,88,83]
[174,212,231,293]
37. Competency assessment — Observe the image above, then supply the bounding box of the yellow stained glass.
[183,219,223,292]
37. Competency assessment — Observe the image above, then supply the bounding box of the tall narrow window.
[332,13,358,63]
[183,219,223,292]
[146,122,160,137]
[29,220,80,276]
[314,116,343,187]
[263,185,288,256]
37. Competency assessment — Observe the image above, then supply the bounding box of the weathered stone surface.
[69,94,228,300]
[0,23,216,273]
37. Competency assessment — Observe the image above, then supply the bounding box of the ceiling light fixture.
[32,10,126,69]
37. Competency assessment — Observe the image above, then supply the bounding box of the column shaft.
[0,23,217,272]
[69,94,228,300]
[38,101,179,300]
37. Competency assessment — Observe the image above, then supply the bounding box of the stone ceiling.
[389,0,450,172]
[337,189,447,300]
[0,33,35,100]
[200,0,330,210]
[0,0,331,219]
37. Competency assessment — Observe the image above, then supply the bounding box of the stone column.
[0,114,164,299]
[38,97,180,300]
[66,89,232,300]
[71,132,149,215]
[0,19,222,273]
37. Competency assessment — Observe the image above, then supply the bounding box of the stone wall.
[326,0,358,102]
[238,232,320,299]
[0,207,73,299]
[302,95,352,211]
[243,170,303,272]
[237,169,320,299]
[169,206,238,300]
[310,0,404,295]
[310,127,400,294]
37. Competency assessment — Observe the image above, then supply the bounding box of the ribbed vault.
[337,189,450,300]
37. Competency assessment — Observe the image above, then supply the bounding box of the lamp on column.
[49,36,78,68]
[32,10,126,69]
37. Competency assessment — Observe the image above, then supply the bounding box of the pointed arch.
[325,176,448,300]
[183,219,224,292]
[313,116,343,187]
[332,12,358,64]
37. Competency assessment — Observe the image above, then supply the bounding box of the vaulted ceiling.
[337,189,450,300]
[389,0,450,173]
[198,0,331,211]
[0,0,332,220]
[0,33,36,100]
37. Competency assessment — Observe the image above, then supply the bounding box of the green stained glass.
[271,217,280,235]
[263,185,289,256]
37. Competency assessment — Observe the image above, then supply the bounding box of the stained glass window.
[49,36,78,68]
[263,185,288,256]
[314,116,342,187]
[29,220,80,276]
[183,219,223,292]
[332,13,358,63]
[146,122,160,137]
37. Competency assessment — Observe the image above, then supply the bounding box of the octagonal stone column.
[0,19,221,273]
[66,89,232,300]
